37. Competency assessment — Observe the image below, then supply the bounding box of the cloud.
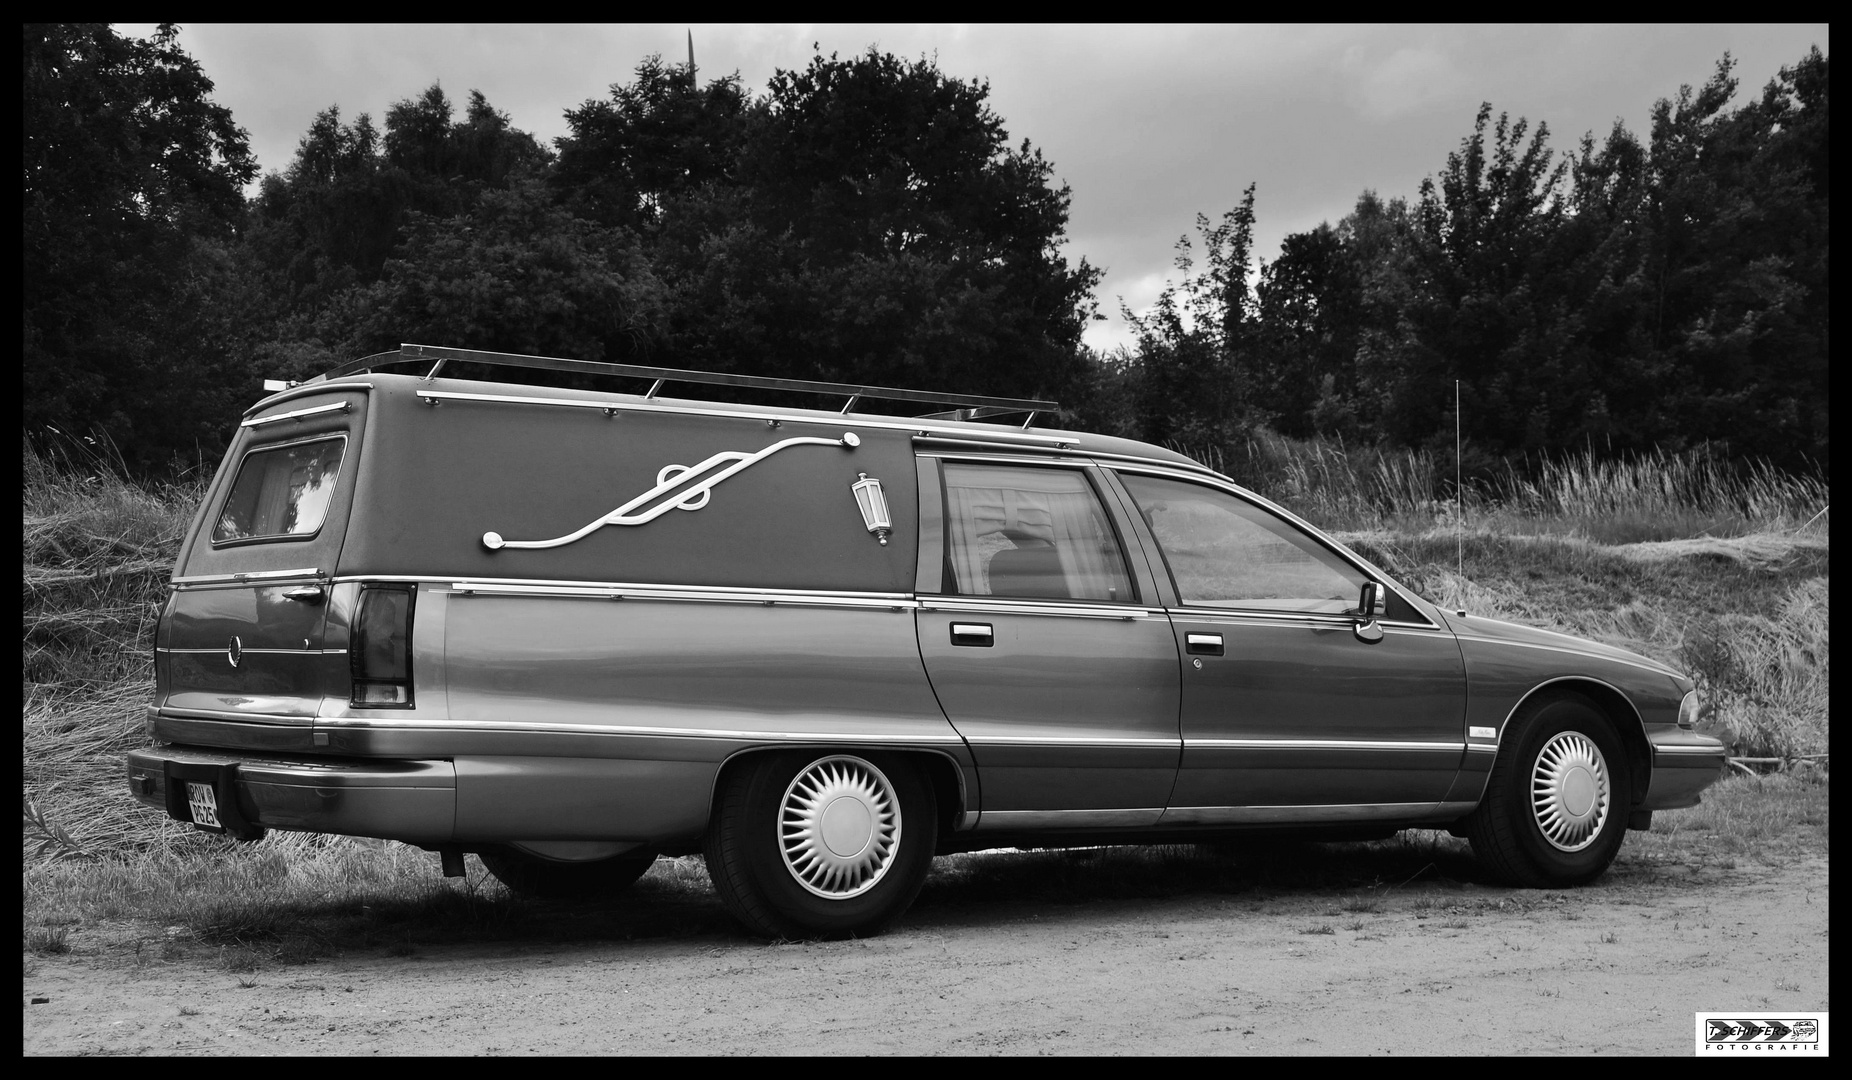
[1342,43,1470,120]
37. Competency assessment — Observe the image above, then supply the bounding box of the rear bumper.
[126,746,456,844]
[1643,729,1729,810]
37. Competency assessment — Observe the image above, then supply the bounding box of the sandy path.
[23,854,1828,1056]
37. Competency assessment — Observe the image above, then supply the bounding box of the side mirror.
[1360,581,1387,617]
[1353,581,1385,644]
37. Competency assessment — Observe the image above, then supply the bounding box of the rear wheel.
[479,846,658,900]
[704,751,937,939]
[1466,691,1632,887]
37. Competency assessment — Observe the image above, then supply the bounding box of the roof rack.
[289,344,1057,425]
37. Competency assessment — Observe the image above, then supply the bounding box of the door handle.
[282,586,326,604]
[950,622,993,647]
[1185,632,1223,656]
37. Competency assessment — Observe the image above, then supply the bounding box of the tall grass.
[23,438,210,859]
[1198,431,1829,544]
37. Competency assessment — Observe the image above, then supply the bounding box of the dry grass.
[23,442,211,861]
[1204,432,1829,545]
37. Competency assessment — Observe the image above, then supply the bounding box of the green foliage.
[1110,47,1828,477]
[548,48,1100,401]
[552,54,753,230]
[23,23,259,474]
[1121,186,1264,448]
[343,179,666,362]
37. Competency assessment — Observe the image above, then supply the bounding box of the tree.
[24,23,258,472]
[549,48,1102,405]
[1121,185,1263,449]
[341,178,666,363]
[552,54,752,230]
[1633,51,1829,468]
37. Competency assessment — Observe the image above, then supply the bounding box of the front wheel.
[1466,691,1632,887]
[704,751,937,939]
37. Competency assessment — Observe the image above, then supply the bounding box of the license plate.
[186,781,222,829]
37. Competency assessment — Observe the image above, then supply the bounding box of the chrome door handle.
[1185,632,1223,656]
[950,623,993,647]
[282,586,326,604]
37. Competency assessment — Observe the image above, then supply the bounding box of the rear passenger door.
[914,455,1181,829]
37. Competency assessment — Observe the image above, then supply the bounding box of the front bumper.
[127,746,456,843]
[1642,728,1729,810]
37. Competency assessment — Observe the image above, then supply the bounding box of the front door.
[1108,470,1466,826]
[915,458,1180,828]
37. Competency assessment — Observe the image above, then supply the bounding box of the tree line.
[23,25,1828,477]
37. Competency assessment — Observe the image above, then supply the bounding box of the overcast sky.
[123,23,1828,355]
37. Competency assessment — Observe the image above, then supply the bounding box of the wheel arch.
[1502,676,1651,809]
[709,744,968,839]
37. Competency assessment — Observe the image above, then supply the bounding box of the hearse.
[128,344,1727,937]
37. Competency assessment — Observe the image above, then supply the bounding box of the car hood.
[1446,612,1686,682]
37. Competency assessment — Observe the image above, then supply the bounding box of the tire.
[704,750,937,939]
[479,846,658,900]
[1465,691,1633,887]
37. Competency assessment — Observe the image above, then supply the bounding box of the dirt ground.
[23,846,1829,1056]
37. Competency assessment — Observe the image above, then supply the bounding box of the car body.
[127,344,1727,937]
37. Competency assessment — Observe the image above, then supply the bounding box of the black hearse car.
[128,344,1727,937]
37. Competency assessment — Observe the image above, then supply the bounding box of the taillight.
[351,585,415,707]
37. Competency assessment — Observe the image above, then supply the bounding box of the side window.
[212,436,346,544]
[940,463,1134,603]
[1118,473,1363,613]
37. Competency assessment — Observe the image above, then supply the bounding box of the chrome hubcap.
[779,756,901,899]
[1531,731,1610,852]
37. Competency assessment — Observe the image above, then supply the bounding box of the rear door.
[914,455,1181,828]
[160,391,365,729]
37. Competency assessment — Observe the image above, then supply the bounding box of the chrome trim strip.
[1455,634,1682,678]
[961,735,1180,748]
[342,574,911,601]
[447,580,916,611]
[173,567,324,585]
[1169,608,1443,632]
[158,707,313,725]
[918,597,1152,619]
[1465,744,1499,753]
[973,808,1164,831]
[241,401,351,428]
[913,434,1078,452]
[1655,743,1729,755]
[241,380,373,417]
[1184,739,1466,752]
[311,717,966,744]
[914,449,1090,466]
[158,647,314,656]
[1077,447,1224,477]
[414,390,1076,448]
[1157,801,1472,826]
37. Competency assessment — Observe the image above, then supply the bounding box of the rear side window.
[940,463,1134,603]
[212,436,347,544]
